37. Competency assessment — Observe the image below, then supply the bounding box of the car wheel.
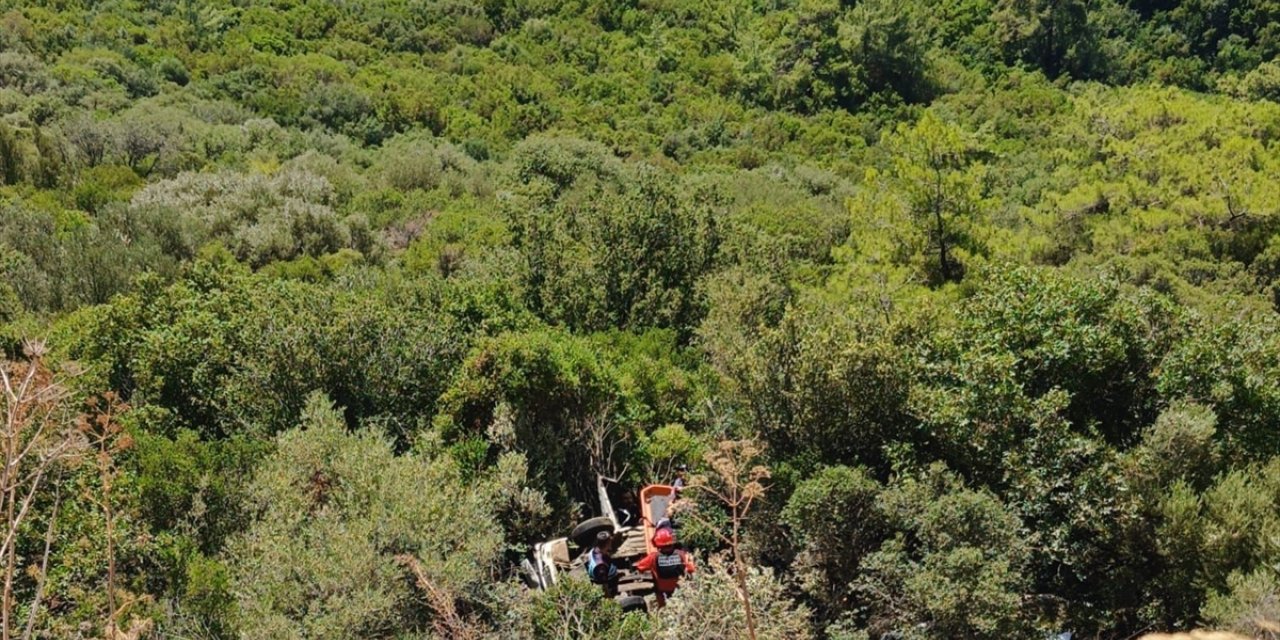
[570,516,614,547]
[618,595,647,614]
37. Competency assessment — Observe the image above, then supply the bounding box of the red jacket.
[635,548,696,593]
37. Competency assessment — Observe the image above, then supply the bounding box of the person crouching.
[587,531,619,597]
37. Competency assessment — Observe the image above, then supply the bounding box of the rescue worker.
[672,464,688,494]
[634,528,695,607]
[663,465,689,530]
[586,530,619,597]
[654,517,675,534]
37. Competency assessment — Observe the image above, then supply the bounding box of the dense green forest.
[4,0,1280,637]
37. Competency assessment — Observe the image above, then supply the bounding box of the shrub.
[129,168,361,267]
[855,465,1034,639]
[1202,569,1280,637]
[226,394,508,638]
[372,136,481,194]
[648,555,814,640]
[783,466,885,621]
[506,148,721,333]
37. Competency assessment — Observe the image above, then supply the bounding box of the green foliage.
[0,122,22,185]
[498,576,650,639]
[856,465,1033,639]
[12,0,1280,637]
[1153,459,1280,618]
[1239,59,1280,101]
[174,553,236,637]
[648,556,814,640]
[703,295,911,471]
[372,134,485,195]
[1202,568,1280,638]
[227,393,508,638]
[505,137,721,333]
[782,466,884,622]
[637,423,708,480]
[1158,312,1280,458]
[434,327,627,508]
[401,205,509,278]
[128,168,362,268]
[873,111,989,284]
[1127,401,1222,492]
[913,265,1177,478]
[771,0,934,112]
[993,0,1100,78]
[60,263,507,440]
[130,426,265,544]
[72,164,143,214]
[0,196,181,311]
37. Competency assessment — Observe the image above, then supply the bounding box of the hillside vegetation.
[3,0,1280,637]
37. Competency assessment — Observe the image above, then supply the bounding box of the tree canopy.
[3,0,1280,637]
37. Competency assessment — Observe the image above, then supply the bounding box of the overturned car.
[522,476,678,613]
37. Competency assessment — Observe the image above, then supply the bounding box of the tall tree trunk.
[933,165,952,282]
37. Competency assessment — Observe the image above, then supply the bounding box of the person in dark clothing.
[586,530,619,597]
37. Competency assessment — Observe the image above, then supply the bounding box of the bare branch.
[20,484,59,640]
[0,347,86,640]
[684,438,770,640]
[396,554,484,640]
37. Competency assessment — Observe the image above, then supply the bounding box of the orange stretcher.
[640,483,677,554]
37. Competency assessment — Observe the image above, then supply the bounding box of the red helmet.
[653,528,676,547]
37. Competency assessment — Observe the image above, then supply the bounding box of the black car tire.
[618,595,648,613]
[570,516,614,547]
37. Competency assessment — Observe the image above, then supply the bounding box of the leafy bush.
[371,134,484,195]
[495,576,650,639]
[856,465,1034,639]
[434,327,627,508]
[13,1,1280,638]
[227,393,508,638]
[783,466,885,621]
[647,555,814,640]
[505,139,721,333]
[128,168,366,267]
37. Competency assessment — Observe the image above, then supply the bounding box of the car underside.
[523,476,675,612]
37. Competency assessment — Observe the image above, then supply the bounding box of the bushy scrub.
[648,555,814,640]
[128,168,369,267]
[226,394,509,638]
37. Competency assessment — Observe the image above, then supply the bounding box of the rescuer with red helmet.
[634,527,696,606]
